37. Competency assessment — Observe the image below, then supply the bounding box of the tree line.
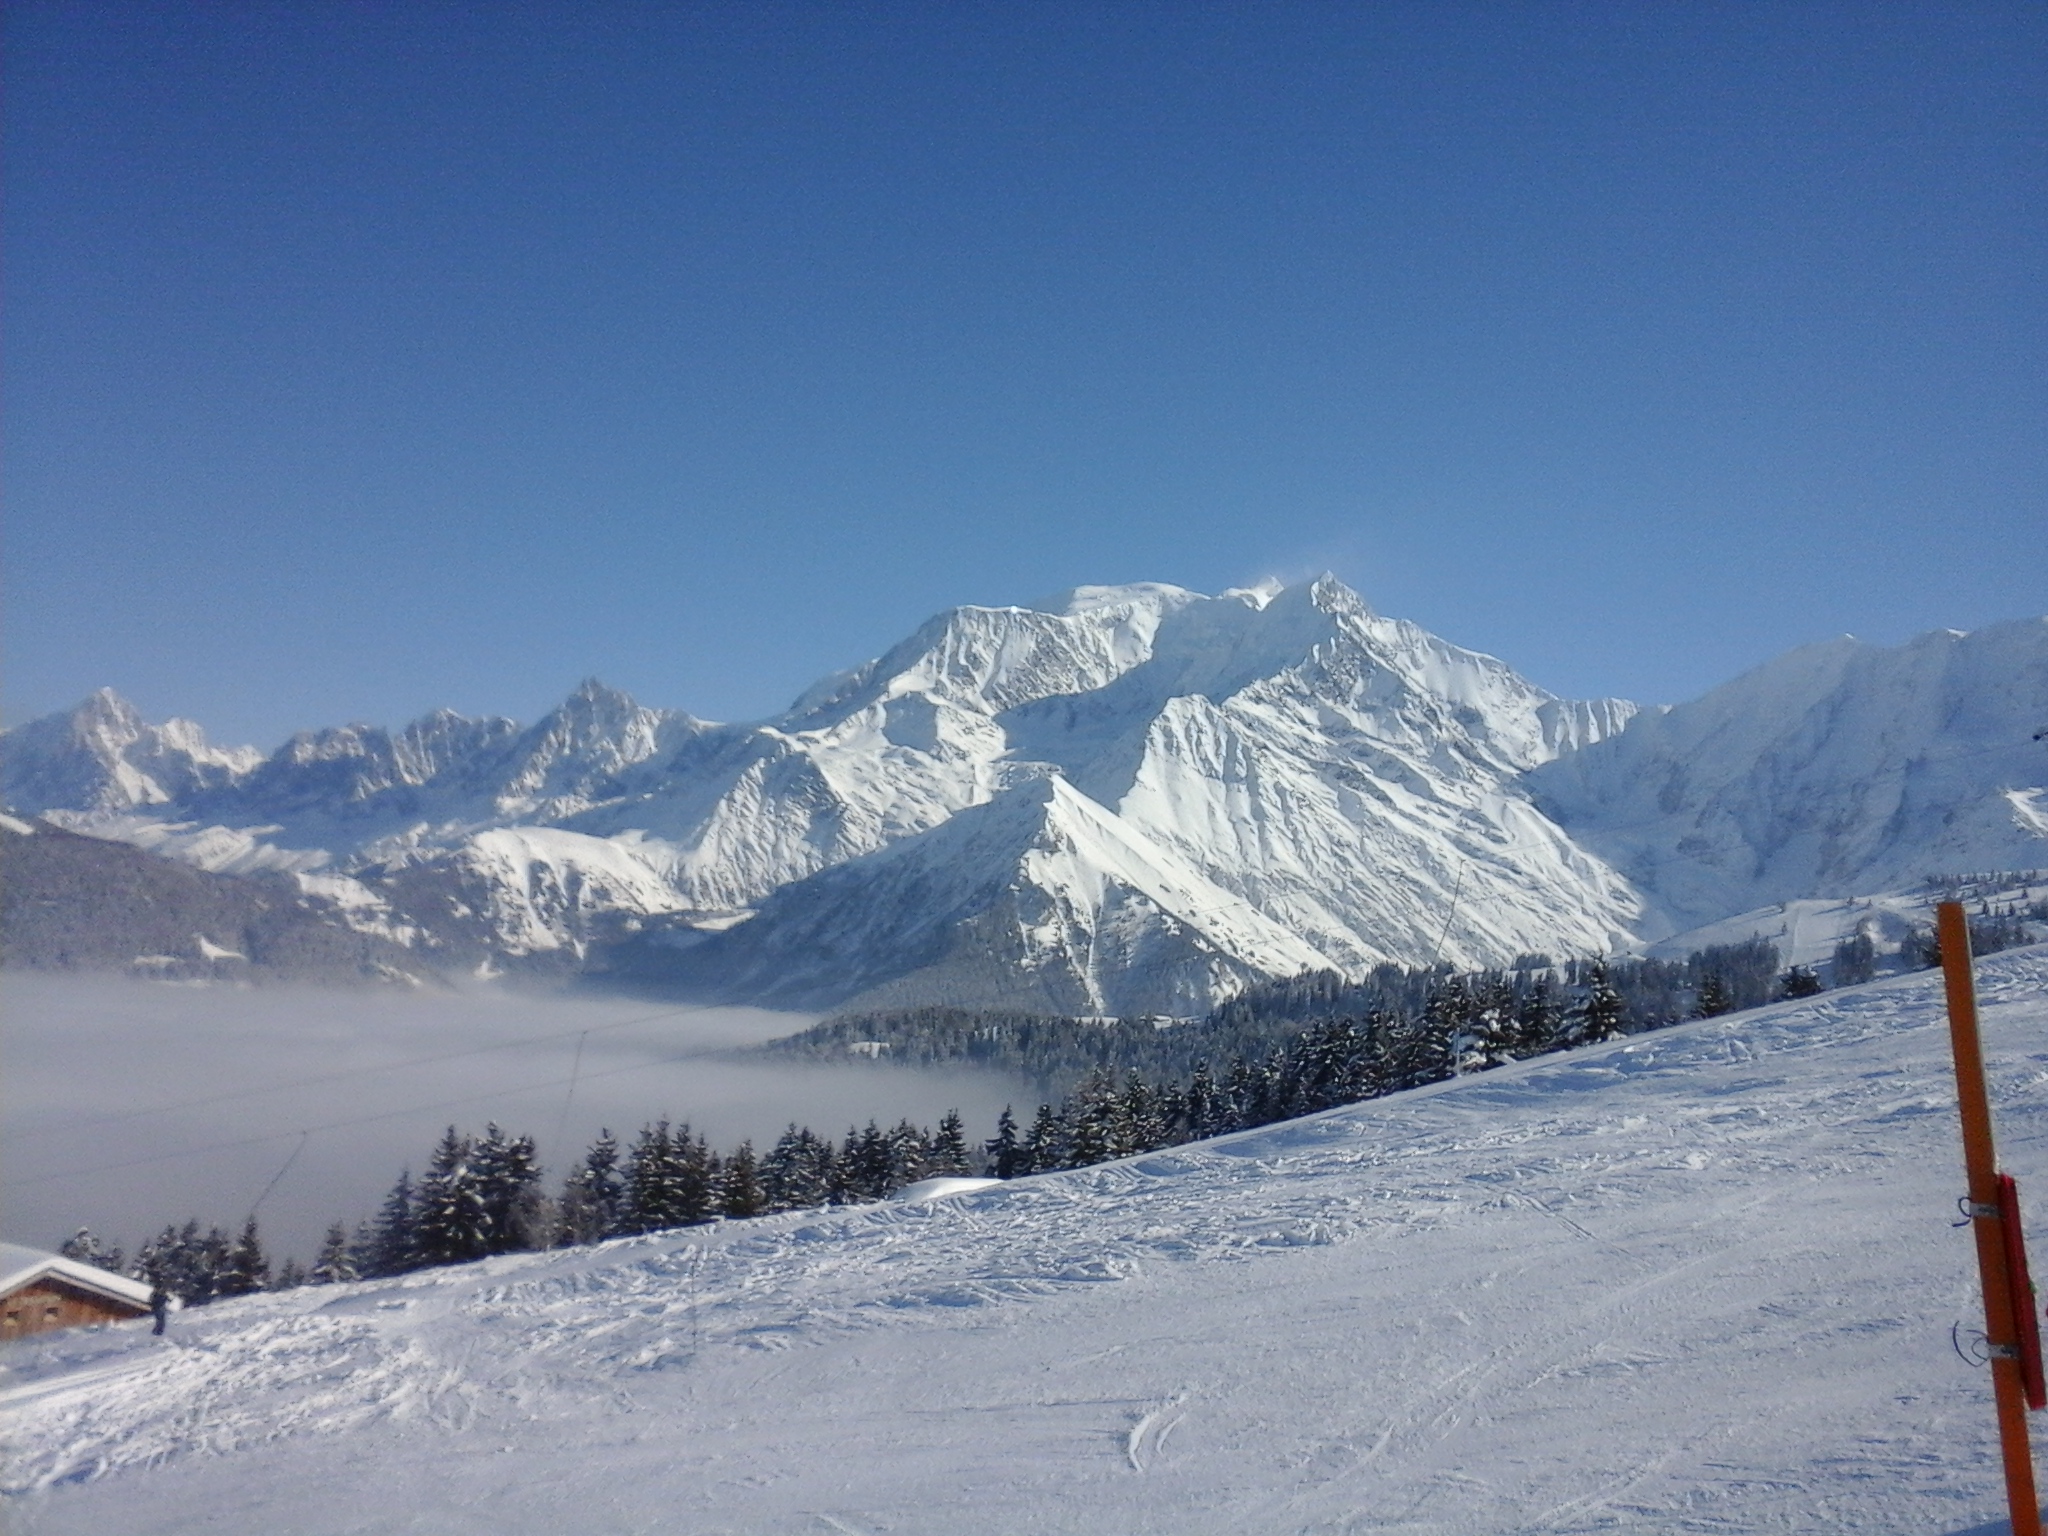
[63,893,2041,1301]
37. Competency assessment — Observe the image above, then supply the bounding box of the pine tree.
[1692,973,1732,1019]
[59,1227,123,1274]
[1572,961,1628,1044]
[310,1222,359,1284]
[136,1219,232,1306]
[1065,1070,1122,1167]
[1832,931,1877,986]
[1120,1074,1168,1154]
[471,1123,544,1254]
[845,1122,893,1200]
[929,1111,970,1176]
[557,1129,625,1245]
[413,1127,490,1266]
[763,1124,831,1211]
[272,1258,306,1291]
[984,1107,1025,1179]
[1422,978,1475,1077]
[1183,1062,1224,1141]
[1023,1103,1064,1173]
[1357,1015,1397,1100]
[361,1171,418,1277]
[886,1120,932,1190]
[1471,978,1519,1069]
[719,1141,766,1218]
[217,1216,270,1297]
[1512,979,1562,1055]
[622,1120,678,1233]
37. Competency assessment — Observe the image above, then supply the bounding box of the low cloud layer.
[2,974,1028,1265]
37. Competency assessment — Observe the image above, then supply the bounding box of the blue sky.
[6,2,2042,747]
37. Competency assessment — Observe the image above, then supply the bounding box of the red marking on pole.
[2000,1174,2047,1412]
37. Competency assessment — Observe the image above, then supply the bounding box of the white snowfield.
[6,949,2048,1535]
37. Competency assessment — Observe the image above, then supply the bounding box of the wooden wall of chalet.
[0,1276,149,1339]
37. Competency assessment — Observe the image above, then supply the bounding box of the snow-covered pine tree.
[719,1141,766,1218]
[557,1129,625,1245]
[1183,1062,1225,1141]
[1571,961,1628,1045]
[309,1221,359,1284]
[471,1123,545,1254]
[622,1121,674,1232]
[1023,1103,1064,1173]
[1471,977,1519,1070]
[1120,1073,1168,1154]
[216,1216,270,1297]
[844,1122,893,1200]
[1692,972,1732,1019]
[59,1228,123,1274]
[885,1119,931,1191]
[762,1124,831,1210]
[360,1171,418,1277]
[929,1111,970,1176]
[984,1107,1024,1178]
[135,1220,231,1306]
[272,1257,306,1291]
[1357,1014,1397,1101]
[1832,931,1878,986]
[1065,1070,1123,1167]
[413,1127,491,1267]
[675,1125,716,1224]
[1512,978,1563,1055]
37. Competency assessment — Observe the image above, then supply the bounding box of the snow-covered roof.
[0,1243,154,1309]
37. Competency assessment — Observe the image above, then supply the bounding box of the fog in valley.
[1,973,1029,1266]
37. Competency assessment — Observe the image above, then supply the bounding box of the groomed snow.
[6,949,2048,1534]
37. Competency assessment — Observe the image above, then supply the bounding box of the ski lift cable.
[1425,861,1466,970]
[551,1030,590,1161]
[0,997,732,1142]
[1,1029,766,1191]
[247,1130,310,1218]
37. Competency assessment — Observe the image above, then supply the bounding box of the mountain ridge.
[5,580,2043,1008]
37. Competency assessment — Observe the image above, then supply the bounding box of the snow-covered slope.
[615,774,1338,1015]
[1529,617,2048,937]
[7,947,2045,1534]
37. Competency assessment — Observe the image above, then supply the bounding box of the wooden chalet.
[0,1243,155,1340]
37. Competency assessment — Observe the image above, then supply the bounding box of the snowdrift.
[6,949,2048,1534]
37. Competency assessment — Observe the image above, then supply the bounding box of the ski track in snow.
[7,949,2048,1534]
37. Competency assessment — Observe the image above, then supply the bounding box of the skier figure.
[149,1283,169,1336]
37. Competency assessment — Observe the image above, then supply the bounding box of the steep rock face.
[1527,617,2048,934]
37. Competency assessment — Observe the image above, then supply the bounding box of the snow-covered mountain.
[5,582,2043,1009]
[1528,616,2048,937]
[8,948,2045,1533]
[0,689,261,815]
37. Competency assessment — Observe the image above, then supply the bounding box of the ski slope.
[7,949,2048,1534]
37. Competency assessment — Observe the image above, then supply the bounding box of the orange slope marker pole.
[1940,899,2042,1536]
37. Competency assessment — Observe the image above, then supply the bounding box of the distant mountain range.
[4,577,2043,1011]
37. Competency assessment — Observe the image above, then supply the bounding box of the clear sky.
[5,2,2042,748]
